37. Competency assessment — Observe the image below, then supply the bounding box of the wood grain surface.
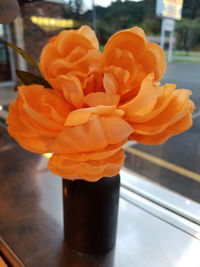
[0,125,115,267]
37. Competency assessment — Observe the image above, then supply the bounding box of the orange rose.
[6,85,71,153]
[48,95,133,181]
[102,27,194,144]
[40,25,102,108]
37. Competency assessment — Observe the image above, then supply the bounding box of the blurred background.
[0,0,200,221]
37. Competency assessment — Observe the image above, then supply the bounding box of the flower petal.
[132,83,176,123]
[77,25,99,49]
[85,92,120,107]
[120,74,157,121]
[52,116,133,154]
[103,67,130,95]
[54,140,126,161]
[130,109,193,145]
[58,75,84,108]
[6,99,54,153]
[103,72,118,94]
[131,90,194,135]
[100,117,133,144]
[103,28,146,62]
[56,31,95,57]
[128,26,145,39]
[48,149,125,181]
[64,105,123,127]
[138,42,166,81]
[52,118,108,153]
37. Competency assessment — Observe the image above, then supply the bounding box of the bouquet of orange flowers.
[6,26,194,181]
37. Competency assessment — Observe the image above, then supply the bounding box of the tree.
[182,0,200,19]
[65,0,83,20]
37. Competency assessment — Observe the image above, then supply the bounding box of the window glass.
[1,0,200,216]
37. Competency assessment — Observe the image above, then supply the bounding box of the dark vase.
[62,174,120,255]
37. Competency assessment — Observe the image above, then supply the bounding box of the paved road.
[125,62,200,203]
[162,62,200,112]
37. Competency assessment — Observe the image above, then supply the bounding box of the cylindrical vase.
[62,174,120,255]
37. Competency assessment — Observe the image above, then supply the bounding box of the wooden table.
[1,124,200,267]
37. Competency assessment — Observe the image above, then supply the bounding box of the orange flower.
[102,27,194,144]
[6,85,71,153]
[124,76,194,144]
[48,99,133,181]
[102,27,166,100]
[40,25,102,108]
[6,26,195,181]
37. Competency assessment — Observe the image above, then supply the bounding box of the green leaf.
[5,41,39,69]
[16,70,52,89]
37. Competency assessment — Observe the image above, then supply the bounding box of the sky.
[50,0,143,10]
[49,0,143,11]
[83,0,143,10]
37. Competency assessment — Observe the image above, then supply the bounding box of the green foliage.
[5,41,52,88]
[182,0,200,19]
[82,0,146,44]
[16,70,52,88]
[176,18,200,51]
[141,18,161,35]
[5,40,39,68]
[64,0,200,49]
[64,0,83,20]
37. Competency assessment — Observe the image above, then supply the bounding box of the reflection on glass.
[0,25,11,81]
[31,16,74,32]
